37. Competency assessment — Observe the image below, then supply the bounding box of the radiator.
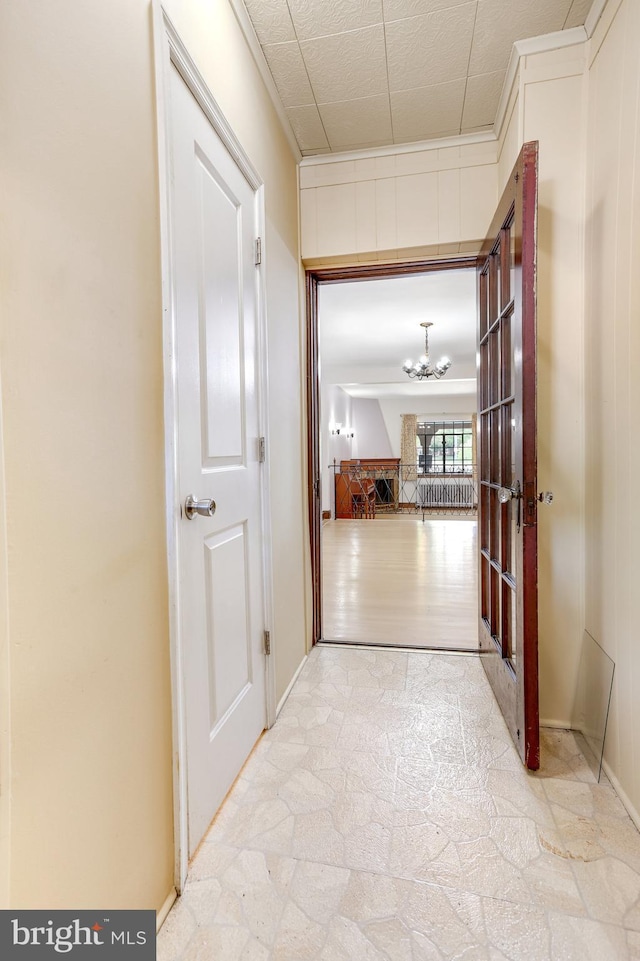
[418,477,475,508]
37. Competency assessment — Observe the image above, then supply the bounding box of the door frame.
[306,256,477,645]
[152,3,276,892]
[0,365,10,909]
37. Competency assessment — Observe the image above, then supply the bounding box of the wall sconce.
[331,422,343,435]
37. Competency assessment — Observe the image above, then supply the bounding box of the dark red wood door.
[477,141,539,769]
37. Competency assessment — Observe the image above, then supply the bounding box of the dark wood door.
[477,141,539,770]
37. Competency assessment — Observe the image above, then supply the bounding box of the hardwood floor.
[321,515,479,650]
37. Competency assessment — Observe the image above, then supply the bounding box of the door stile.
[477,142,539,770]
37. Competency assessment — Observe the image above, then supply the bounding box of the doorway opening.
[307,259,480,653]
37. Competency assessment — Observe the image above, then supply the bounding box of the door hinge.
[255,237,262,266]
[264,630,271,655]
[259,436,266,463]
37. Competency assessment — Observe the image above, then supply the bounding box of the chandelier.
[402,322,452,380]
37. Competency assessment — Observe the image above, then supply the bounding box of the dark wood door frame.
[306,256,477,646]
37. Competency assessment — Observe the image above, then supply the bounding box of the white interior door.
[169,64,266,855]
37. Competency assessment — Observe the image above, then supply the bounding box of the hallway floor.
[159,647,640,960]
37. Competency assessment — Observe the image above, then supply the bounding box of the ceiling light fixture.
[402,322,452,381]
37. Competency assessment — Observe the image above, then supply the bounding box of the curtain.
[400,414,417,483]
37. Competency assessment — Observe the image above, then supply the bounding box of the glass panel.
[480,342,489,411]
[491,566,501,644]
[495,243,502,318]
[509,212,516,302]
[481,483,490,551]
[490,409,501,485]
[503,580,516,665]
[501,405,512,487]
[501,309,513,400]
[481,414,490,482]
[500,226,511,312]
[504,584,518,671]
[571,630,615,781]
[489,250,499,325]
[479,267,489,339]
[481,555,491,624]
[490,486,500,564]
[417,421,474,474]
[489,328,500,407]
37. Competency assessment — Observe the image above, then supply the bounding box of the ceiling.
[319,268,477,402]
[242,0,594,155]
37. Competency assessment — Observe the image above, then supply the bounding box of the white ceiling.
[242,0,594,154]
[319,268,477,402]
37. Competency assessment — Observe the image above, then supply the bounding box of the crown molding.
[227,0,302,162]
[494,25,588,143]
[514,24,587,58]
[585,0,610,37]
[299,130,496,167]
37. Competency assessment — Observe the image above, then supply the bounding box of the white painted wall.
[582,0,640,821]
[300,139,499,264]
[0,0,305,912]
[321,384,354,513]
[351,398,393,460]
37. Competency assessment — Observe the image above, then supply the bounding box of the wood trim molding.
[309,256,477,285]
[305,256,479,648]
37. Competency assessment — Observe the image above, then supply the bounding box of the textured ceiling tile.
[286,105,330,150]
[564,0,594,29]
[288,0,383,41]
[391,79,466,142]
[469,0,573,76]
[243,0,296,44]
[262,41,315,107]
[383,0,475,21]
[461,70,506,129]
[386,4,477,92]
[319,95,393,149]
[301,25,388,104]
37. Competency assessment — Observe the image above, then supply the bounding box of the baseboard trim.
[276,654,308,717]
[156,888,177,931]
[601,758,640,834]
[540,721,640,833]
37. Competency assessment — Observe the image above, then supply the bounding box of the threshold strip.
[318,639,480,656]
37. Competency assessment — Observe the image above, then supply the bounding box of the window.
[416,420,473,474]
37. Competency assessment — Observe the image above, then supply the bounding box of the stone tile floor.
[159,646,640,960]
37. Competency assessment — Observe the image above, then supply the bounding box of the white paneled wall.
[300,139,499,262]
[583,0,640,823]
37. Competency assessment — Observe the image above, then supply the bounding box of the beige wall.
[299,140,499,264]
[497,43,588,728]
[0,0,305,911]
[583,0,640,819]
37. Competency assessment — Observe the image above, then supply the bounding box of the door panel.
[196,151,244,464]
[170,64,266,853]
[477,142,539,770]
